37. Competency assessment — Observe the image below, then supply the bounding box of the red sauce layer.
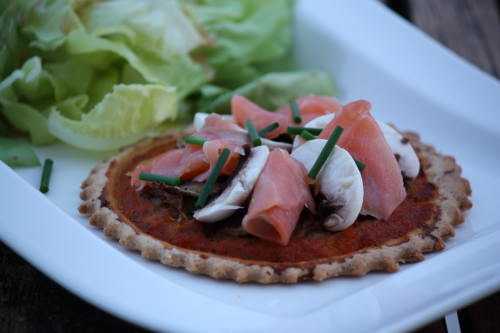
[105,138,438,265]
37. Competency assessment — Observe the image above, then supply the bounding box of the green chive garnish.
[39,158,53,193]
[287,126,322,136]
[290,100,302,124]
[300,130,316,141]
[245,120,261,146]
[195,148,230,209]
[308,126,344,179]
[139,172,182,186]
[258,122,279,137]
[184,135,206,146]
[355,159,366,172]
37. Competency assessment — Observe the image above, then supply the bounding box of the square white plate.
[1,1,500,332]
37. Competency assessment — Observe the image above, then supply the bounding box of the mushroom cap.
[291,139,363,231]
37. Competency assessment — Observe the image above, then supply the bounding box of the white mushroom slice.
[194,145,270,222]
[291,139,363,231]
[290,112,420,178]
[377,121,420,178]
[261,138,292,151]
[194,112,291,151]
[292,114,336,150]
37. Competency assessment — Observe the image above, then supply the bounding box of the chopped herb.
[308,126,343,179]
[289,100,302,124]
[184,135,206,146]
[39,159,54,193]
[300,130,316,141]
[258,122,279,137]
[139,172,182,186]
[355,159,366,172]
[195,148,230,209]
[287,126,322,136]
[245,120,262,146]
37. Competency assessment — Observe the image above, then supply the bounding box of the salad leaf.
[81,0,206,56]
[48,84,177,151]
[0,57,56,144]
[200,71,336,113]
[0,137,40,167]
[22,0,83,51]
[0,1,34,78]
[65,30,207,98]
[0,119,8,135]
[0,0,337,154]
[187,0,294,87]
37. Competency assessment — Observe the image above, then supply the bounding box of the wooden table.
[1,1,499,332]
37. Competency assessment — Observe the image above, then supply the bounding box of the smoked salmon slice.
[231,95,341,139]
[130,114,249,186]
[194,114,249,181]
[319,100,406,220]
[231,95,289,139]
[242,149,314,245]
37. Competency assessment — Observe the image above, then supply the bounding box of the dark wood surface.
[1,0,499,332]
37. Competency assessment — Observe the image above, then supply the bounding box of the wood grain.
[408,0,500,78]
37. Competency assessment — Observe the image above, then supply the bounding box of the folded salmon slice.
[231,95,289,139]
[194,114,248,182]
[242,149,314,245]
[130,114,248,187]
[231,95,341,139]
[319,100,406,220]
[129,148,185,189]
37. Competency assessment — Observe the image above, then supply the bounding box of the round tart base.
[79,130,472,284]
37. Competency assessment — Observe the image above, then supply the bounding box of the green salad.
[0,0,335,166]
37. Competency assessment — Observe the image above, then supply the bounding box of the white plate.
[1,1,500,332]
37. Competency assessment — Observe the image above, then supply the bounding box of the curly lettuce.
[0,0,337,154]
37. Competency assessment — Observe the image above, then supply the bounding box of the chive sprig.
[245,120,262,146]
[139,172,182,186]
[258,122,279,137]
[184,135,206,146]
[289,100,302,124]
[39,158,53,193]
[300,130,316,141]
[195,148,231,209]
[308,126,343,179]
[287,126,322,136]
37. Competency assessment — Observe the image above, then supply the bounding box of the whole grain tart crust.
[79,130,472,284]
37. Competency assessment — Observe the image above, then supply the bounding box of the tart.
[79,96,472,283]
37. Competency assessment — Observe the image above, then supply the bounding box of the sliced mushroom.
[193,112,292,151]
[377,121,420,178]
[194,145,270,222]
[291,139,363,231]
[261,138,292,150]
[290,113,420,178]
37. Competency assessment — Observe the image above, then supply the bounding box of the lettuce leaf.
[65,30,207,98]
[81,0,206,56]
[0,0,338,153]
[48,84,177,151]
[0,137,40,167]
[21,0,83,51]
[187,0,294,88]
[200,71,336,113]
[0,57,56,144]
